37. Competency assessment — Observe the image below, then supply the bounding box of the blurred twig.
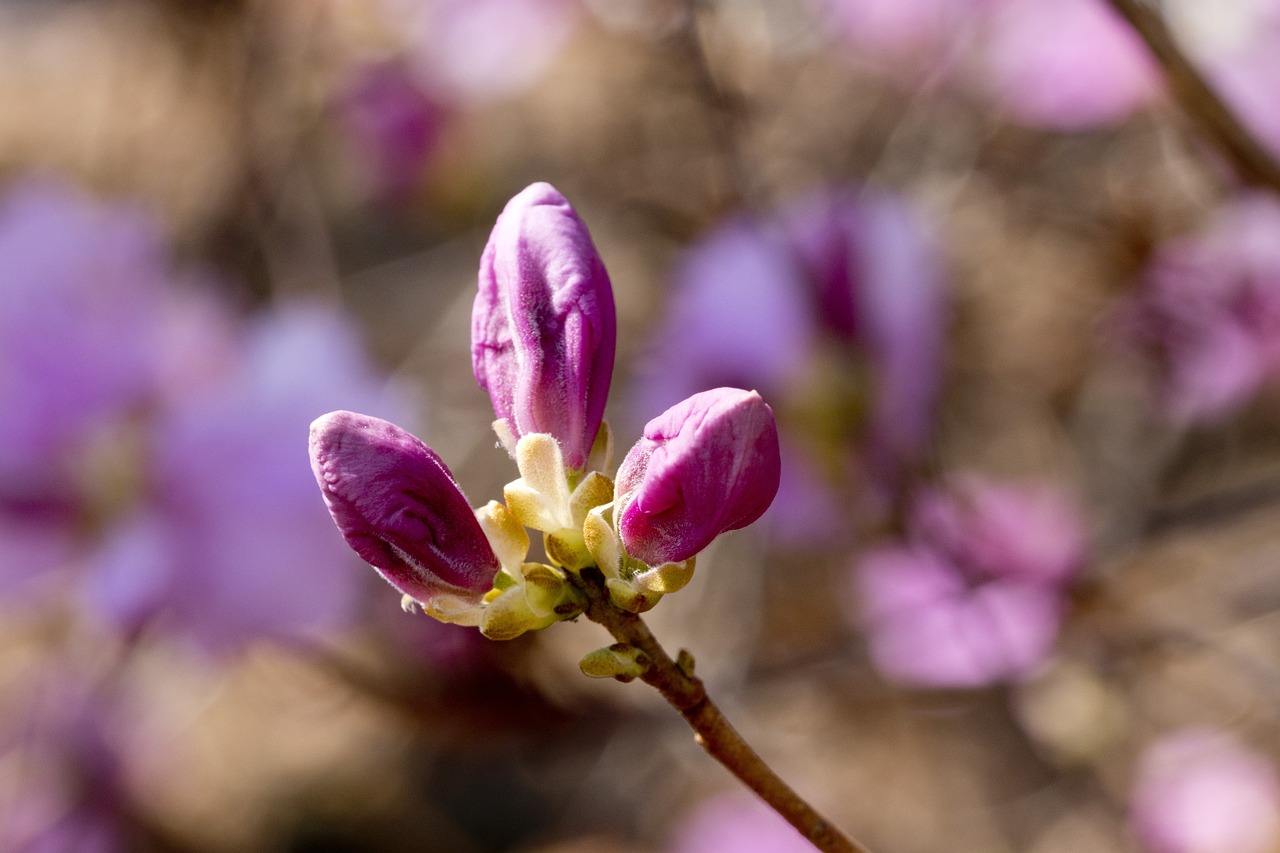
[674,0,756,212]
[1143,473,1280,536]
[1104,0,1280,194]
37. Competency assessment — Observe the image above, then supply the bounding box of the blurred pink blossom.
[0,176,408,654]
[780,192,946,481]
[910,475,1088,586]
[977,0,1161,130]
[667,793,815,853]
[0,669,144,853]
[851,475,1087,688]
[1124,192,1280,422]
[105,303,404,653]
[0,178,165,500]
[338,59,448,202]
[386,0,582,103]
[814,0,988,79]
[630,190,947,542]
[1131,729,1280,853]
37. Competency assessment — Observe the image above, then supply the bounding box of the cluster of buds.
[310,183,781,640]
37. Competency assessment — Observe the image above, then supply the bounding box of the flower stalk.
[575,567,872,853]
[1103,0,1280,194]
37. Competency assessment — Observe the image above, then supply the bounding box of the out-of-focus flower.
[337,59,448,202]
[910,475,1088,586]
[667,792,815,853]
[813,0,987,79]
[1123,192,1280,423]
[1130,729,1280,853]
[311,411,501,622]
[856,544,1063,687]
[0,668,142,853]
[0,176,407,654]
[86,303,403,654]
[631,190,946,541]
[851,475,1087,688]
[472,182,617,472]
[614,388,781,567]
[0,178,164,504]
[385,0,582,103]
[977,0,1161,130]
[779,192,946,480]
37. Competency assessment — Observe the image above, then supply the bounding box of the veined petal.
[615,388,781,566]
[309,411,499,609]
[471,182,617,470]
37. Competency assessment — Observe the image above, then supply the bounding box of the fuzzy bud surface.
[615,387,781,566]
[471,182,616,470]
[309,411,499,620]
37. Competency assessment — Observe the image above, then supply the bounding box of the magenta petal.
[616,387,781,565]
[471,182,616,469]
[309,411,499,604]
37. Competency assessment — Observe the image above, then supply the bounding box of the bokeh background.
[6,0,1280,851]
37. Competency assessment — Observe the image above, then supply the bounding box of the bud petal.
[471,182,617,470]
[309,411,499,620]
[615,388,781,566]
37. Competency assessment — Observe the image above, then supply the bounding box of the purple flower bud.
[471,182,616,470]
[309,411,499,609]
[615,388,781,566]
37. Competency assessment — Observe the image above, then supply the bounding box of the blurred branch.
[285,639,589,742]
[1143,473,1280,536]
[675,0,755,212]
[1104,0,1280,194]
[577,569,871,853]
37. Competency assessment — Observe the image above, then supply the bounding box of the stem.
[1103,0,1280,194]
[575,569,872,853]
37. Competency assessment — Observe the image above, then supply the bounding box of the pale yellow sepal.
[520,562,569,618]
[633,556,696,595]
[545,529,590,571]
[579,643,649,681]
[479,586,538,640]
[605,578,659,613]
[492,418,518,459]
[420,590,485,627]
[546,471,615,570]
[583,501,694,611]
[571,471,614,522]
[504,433,614,571]
[583,503,621,577]
[475,500,530,572]
[477,561,585,640]
[504,433,573,532]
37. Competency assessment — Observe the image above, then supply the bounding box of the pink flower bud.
[471,182,616,470]
[615,388,781,566]
[309,411,499,607]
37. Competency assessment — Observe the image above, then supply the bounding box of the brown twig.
[576,569,872,853]
[674,0,757,213]
[1104,0,1280,194]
